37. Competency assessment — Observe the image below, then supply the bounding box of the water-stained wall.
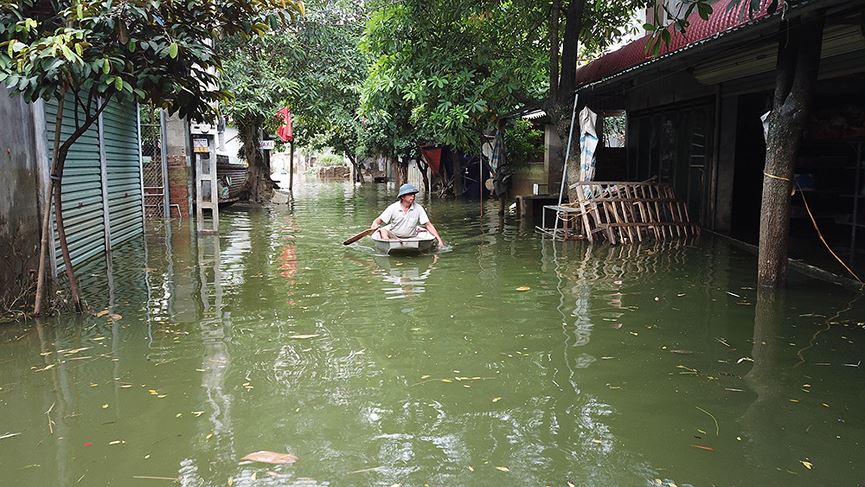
[0,87,42,306]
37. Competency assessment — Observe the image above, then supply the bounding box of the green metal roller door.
[45,97,105,272]
[101,101,144,247]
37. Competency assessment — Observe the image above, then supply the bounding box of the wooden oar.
[343,226,380,245]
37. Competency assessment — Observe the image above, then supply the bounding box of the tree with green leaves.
[0,0,301,315]
[220,32,303,203]
[357,0,653,198]
[288,0,369,183]
[221,0,369,198]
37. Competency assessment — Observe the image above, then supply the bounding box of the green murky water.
[2,180,865,486]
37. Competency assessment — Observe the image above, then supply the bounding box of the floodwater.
[2,180,865,486]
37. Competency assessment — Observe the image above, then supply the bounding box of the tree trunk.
[452,149,464,198]
[549,0,588,204]
[758,13,824,288]
[559,117,582,205]
[34,95,65,316]
[549,0,561,102]
[415,157,430,193]
[399,158,409,185]
[240,117,272,203]
[557,0,587,106]
[52,146,83,312]
[347,154,365,183]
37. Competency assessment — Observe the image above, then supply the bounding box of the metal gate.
[140,107,169,221]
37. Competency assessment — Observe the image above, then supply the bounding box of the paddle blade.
[343,227,374,245]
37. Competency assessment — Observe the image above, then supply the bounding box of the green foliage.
[220,33,303,130]
[359,0,548,156]
[317,153,346,166]
[357,0,650,159]
[289,0,369,161]
[0,0,302,121]
[505,118,544,168]
[220,0,367,164]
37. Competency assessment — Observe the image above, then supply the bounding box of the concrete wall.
[0,87,42,304]
[511,163,546,197]
[165,114,192,217]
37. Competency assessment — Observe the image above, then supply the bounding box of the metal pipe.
[553,92,580,237]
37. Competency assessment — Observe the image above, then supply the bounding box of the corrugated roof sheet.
[574,0,775,89]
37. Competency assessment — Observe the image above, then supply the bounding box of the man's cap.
[397,183,419,199]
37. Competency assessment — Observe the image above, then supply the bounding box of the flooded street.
[2,180,865,486]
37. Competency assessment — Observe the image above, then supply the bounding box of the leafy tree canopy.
[357,0,649,157]
[1,0,302,121]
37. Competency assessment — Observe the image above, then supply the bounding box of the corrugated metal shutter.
[102,101,144,247]
[45,96,106,272]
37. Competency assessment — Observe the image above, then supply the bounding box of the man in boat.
[370,183,445,248]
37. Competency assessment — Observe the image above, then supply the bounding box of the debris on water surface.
[288,334,319,339]
[495,466,509,472]
[515,286,530,292]
[0,432,21,441]
[240,451,299,465]
[689,444,715,452]
[800,459,813,470]
[696,406,720,435]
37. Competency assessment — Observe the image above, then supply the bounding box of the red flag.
[276,107,293,142]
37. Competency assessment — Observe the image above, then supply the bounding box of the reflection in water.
[742,289,788,474]
[344,252,439,300]
[4,182,865,486]
[374,254,438,300]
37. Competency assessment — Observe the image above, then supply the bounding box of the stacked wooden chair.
[559,180,700,244]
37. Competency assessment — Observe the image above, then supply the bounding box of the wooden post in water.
[289,140,294,193]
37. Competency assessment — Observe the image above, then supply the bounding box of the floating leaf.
[240,451,299,465]
[515,286,530,292]
[95,309,110,318]
[109,313,122,321]
[800,459,813,470]
[492,396,501,403]
[495,466,509,472]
